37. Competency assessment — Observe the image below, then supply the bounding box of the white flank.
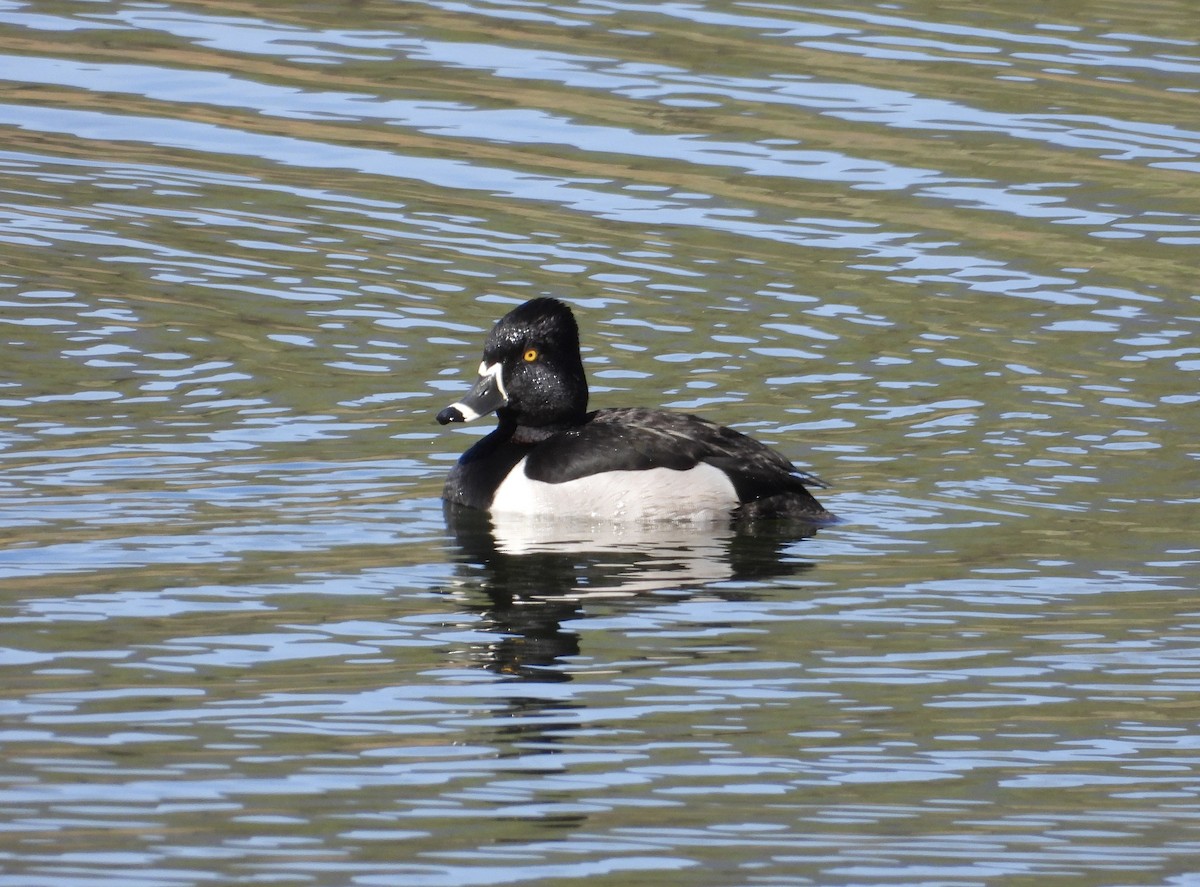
[490,458,738,522]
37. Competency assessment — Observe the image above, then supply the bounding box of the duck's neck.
[495,397,588,444]
[506,420,579,445]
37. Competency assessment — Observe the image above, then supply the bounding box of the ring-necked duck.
[436,298,835,523]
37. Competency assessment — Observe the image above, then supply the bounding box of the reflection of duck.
[436,298,835,524]
[445,501,819,594]
[441,502,818,680]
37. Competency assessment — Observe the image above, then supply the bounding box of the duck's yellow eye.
[523,348,538,362]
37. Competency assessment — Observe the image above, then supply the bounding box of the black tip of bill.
[436,406,465,425]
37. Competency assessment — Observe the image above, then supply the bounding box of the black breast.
[442,430,533,510]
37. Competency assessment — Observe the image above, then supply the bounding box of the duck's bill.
[436,362,508,425]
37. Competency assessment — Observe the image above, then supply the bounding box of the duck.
[436,298,835,524]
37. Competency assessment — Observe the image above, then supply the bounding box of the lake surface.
[1,1,1199,884]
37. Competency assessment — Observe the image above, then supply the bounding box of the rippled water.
[2,1,1199,884]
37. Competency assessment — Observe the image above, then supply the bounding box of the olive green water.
[1,1,1198,885]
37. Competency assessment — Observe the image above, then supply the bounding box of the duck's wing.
[523,407,827,495]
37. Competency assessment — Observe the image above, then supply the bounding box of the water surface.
[1,1,1199,884]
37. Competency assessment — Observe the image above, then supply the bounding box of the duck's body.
[437,299,834,524]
